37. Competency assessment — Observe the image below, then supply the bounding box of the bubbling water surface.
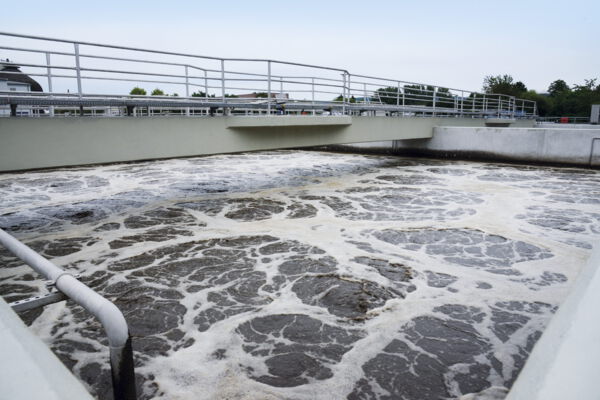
[1,150,598,400]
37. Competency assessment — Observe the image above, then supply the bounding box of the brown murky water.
[1,151,598,399]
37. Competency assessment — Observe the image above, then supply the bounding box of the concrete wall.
[506,246,600,400]
[402,126,600,166]
[0,116,513,172]
[339,126,600,167]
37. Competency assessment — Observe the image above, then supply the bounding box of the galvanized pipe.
[267,61,271,115]
[45,52,54,117]
[0,228,136,400]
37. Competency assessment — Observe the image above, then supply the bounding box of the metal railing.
[0,31,537,118]
[0,228,136,400]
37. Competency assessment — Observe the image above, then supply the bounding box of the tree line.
[350,76,599,117]
[482,75,599,117]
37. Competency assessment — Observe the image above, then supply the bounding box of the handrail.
[0,228,136,400]
[0,31,537,118]
[0,31,348,73]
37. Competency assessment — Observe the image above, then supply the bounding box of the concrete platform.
[0,298,93,399]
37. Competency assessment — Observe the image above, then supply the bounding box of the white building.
[0,59,43,116]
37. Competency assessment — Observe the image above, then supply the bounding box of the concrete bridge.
[0,116,535,171]
[0,31,536,171]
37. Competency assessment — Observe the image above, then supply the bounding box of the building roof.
[0,63,43,92]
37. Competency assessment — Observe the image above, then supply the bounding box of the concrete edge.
[0,298,94,399]
[506,245,600,400]
[226,116,353,127]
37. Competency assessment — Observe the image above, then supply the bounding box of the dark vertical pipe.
[109,336,137,400]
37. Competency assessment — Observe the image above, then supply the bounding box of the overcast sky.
[2,0,598,93]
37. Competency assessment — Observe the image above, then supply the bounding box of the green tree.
[547,80,570,97]
[333,95,356,103]
[129,87,146,95]
[370,85,453,108]
[151,88,164,96]
[373,87,400,105]
[545,78,600,117]
[521,90,551,116]
[483,75,527,97]
[191,90,215,98]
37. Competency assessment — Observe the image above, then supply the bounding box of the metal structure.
[0,228,136,400]
[0,32,537,119]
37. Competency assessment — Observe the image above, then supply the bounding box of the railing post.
[498,97,502,117]
[341,72,346,115]
[483,94,487,114]
[184,65,190,116]
[73,43,83,116]
[74,43,82,97]
[402,86,405,109]
[267,61,271,115]
[311,77,315,115]
[432,87,436,117]
[396,81,400,111]
[347,73,351,115]
[204,70,208,100]
[460,90,464,117]
[221,59,226,104]
[45,52,54,117]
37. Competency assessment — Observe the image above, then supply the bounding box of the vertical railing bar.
[267,61,272,115]
[311,77,315,115]
[347,73,351,115]
[402,85,405,110]
[45,52,54,117]
[220,59,226,106]
[342,73,346,115]
[204,70,208,101]
[73,42,83,116]
[73,43,82,97]
[483,94,487,115]
[396,81,400,113]
[184,65,190,116]
[432,86,436,117]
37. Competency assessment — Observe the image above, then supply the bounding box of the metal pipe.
[0,228,136,400]
[184,65,190,116]
[267,61,271,115]
[221,59,225,103]
[45,52,54,117]
[74,43,82,97]
[311,77,315,115]
[342,73,346,115]
[0,31,348,73]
